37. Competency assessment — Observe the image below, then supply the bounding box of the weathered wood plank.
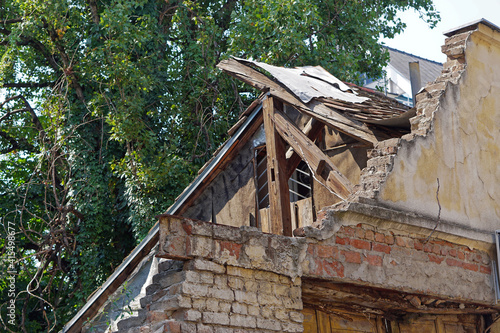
[263,96,292,236]
[176,111,263,216]
[285,118,324,179]
[272,109,353,200]
[217,58,379,145]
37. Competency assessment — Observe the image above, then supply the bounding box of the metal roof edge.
[444,18,500,37]
[62,102,263,333]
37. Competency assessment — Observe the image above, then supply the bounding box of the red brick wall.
[303,223,493,301]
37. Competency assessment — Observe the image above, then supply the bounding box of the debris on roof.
[218,57,412,146]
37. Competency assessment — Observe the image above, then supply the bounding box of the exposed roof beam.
[272,108,353,200]
[263,96,293,236]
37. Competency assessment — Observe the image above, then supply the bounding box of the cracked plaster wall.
[377,24,500,234]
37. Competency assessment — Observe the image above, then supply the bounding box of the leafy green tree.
[0,0,439,331]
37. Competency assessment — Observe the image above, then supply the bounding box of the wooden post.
[263,96,292,236]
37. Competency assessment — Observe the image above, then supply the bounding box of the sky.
[380,0,500,63]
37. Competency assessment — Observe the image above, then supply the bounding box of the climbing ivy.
[0,0,439,331]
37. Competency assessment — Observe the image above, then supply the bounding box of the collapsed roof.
[64,57,416,332]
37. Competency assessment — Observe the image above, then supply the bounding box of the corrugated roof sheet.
[235,57,368,104]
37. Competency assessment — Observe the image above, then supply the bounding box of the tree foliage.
[0,0,439,331]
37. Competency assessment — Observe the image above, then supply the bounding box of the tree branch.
[0,108,28,123]
[2,82,54,89]
[86,0,100,24]
[0,18,23,25]
[0,129,36,153]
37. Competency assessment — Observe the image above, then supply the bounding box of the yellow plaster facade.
[379,23,500,234]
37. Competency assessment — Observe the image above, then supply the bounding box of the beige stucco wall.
[378,24,500,235]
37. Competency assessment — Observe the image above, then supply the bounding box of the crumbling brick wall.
[301,222,493,304]
[113,258,303,333]
[109,216,305,333]
[94,212,496,333]
[355,29,471,203]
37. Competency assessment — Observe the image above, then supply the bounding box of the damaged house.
[64,19,500,333]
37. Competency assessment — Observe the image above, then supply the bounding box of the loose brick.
[342,250,362,264]
[446,258,463,268]
[457,251,465,260]
[192,259,226,274]
[220,241,242,259]
[355,228,365,239]
[351,239,370,250]
[432,244,441,255]
[317,245,339,259]
[375,232,385,243]
[341,226,356,237]
[365,230,375,241]
[480,265,492,274]
[335,236,349,245]
[230,314,256,328]
[257,318,282,331]
[203,312,230,326]
[384,235,395,245]
[366,254,382,266]
[462,262,479,272]
[373,243,391,254]
[428,254,444,264]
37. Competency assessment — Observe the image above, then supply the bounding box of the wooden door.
[303,307,483,333]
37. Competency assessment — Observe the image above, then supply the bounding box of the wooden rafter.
[284,118,324,179]
[272,109,353,200]
[263,96,293,236]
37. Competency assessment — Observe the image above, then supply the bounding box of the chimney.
[409,61,421,106]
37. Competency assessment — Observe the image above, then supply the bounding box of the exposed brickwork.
[303,223,492,288]
[109,216,305,333]
[112,259,303,333]
[356,30,472,201]
[356,138,400,199]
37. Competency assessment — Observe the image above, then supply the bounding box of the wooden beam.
[272,109,353,200]
[263,96,292,236]
[285,118,324,179]
[217,58,380,145]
